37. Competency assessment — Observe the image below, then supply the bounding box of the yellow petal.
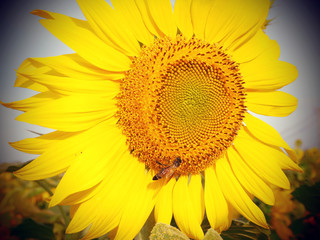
[134,0,162,37]
[70,154,162,239]
[174,0,193,39]
[1,91,59,112]
[143,0,177,37]
[16,95,117,132]
[76,0,140,56]
[60,185,99,206]
[244,113,291,150]
[10,130,73,155]
[111,0,154,46]
[241,61,298,91]
[216,156,268,228]
[14,74,48,92]
[246,91,298,117]
[14,119,117,180]
[70,204,79,219]
[29,74,120,96]
[14,59,49,92]
[66,150,140,235]
[50,126,128,206]
[69,154,163,240]
[32,54,125,80]
[205,0,270,50]
[113,169,163,240]
[190,0,214,39]
[227,147,275,205]
[204,167,232,233]
[234,129,290,189]
[154,178,176,224]
[268,146,303,172]
[232,30,279,64]
[33,9,131,71]
[173,175,204,240]
[17,57,51,76]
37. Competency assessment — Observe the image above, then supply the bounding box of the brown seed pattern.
[116,36,246,175]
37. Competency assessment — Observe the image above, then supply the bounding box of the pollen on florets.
[116,35,246,175]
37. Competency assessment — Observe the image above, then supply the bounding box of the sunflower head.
[117,35,246,175]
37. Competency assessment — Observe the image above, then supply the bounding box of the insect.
[153,157,182,181]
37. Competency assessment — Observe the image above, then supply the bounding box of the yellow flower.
[2,0,302,239]
[271,188,295,240]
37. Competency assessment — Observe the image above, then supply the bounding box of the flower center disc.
[117,36,246,175]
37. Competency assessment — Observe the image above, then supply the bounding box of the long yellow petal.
[14,74,48,93]
[173,175,204,240]
[244,113,291,150]
[204,167,231,233]
[59,185,99,206]
[246,91,298,117]
[205,0,269,50]
[33,10,131,71]
[9,130,73,155]
[16,95,117,132]
[66,150,140,235]
[268,146,303,172]
[241,61,298,91]
[14,59,49,92]
[174,0,193,39]
[232,30,279,64]
[1,91,59,112]
[113,169,162,240]
[134,0,162,37]
[69,155,163,240]
[14,119,117,180]
[29,74,120,96]
[143,0,177,37]
[234,129,290,189]
[190,0,214,39]
[154,178,176,224]
[227,147,275,205]
[111,0,154,46]
[50,126,128,207]
[216,156,268,228]
[32,54,125,80]
[76,0,140,56]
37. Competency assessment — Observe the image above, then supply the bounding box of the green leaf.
[202,229,223,240]
[291,182,320,213]
[11,218,55,240]
[5,161,32,173]
[149,223,189,240]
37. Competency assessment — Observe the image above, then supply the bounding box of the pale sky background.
[0,0,319,164]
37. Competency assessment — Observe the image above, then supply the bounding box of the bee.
[153,157,181,181]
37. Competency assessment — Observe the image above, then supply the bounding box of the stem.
[36,180,54,195]
[35,180,70,227]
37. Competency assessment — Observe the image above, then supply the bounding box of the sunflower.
[2,0,302,239]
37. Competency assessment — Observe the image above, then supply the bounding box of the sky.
[0,0,319,164]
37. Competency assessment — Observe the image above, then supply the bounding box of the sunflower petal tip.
[1,101,15,110]
[294,165,304,173]
[8,141,16,149]
[13,169,26,180]
[31,9,53,19]
[30,9,41,16]
[48,199,58,208]
[263,223,270,229]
